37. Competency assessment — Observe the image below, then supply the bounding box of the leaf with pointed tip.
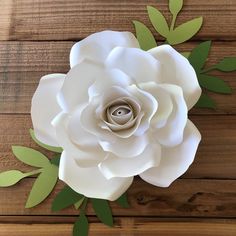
[52,185,84,212]
[167,17,203,45]
[73,212,89,236]
[25,164,58,208]
[30,129,63,153]
[12,146,50,168]
[147,6,169,38]
[181,52,191,58]
[188,41,212,72]
[214,57,236,72]
[0,170,26,187]
[195,93,216,109]
[91,198,113,227]
[116,193,130,208]
[74,197,85,210]
[198,74,232,94]
[133,20,157,50]
[169,0,183,16]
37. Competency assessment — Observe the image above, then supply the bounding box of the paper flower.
[31,31,201,201]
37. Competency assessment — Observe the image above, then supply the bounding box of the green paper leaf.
[12,146,50,168]
[0,170,26,187]
[50,155,61,167]
[74,197,85,210]
[167,17,203,45]
[215,57,236,72]
[133,20,157,51]
[116,193,129,208]
[169,0,183,16]
[188,41,211,72]
[198,74,232,94]
[91,198,113,227]
[195,93,216,109]
[181,52,191,58]
[147,6,169,38]
[52,185,84,212]
[25,164,58,208]
[30,129,63,153]
[73,212,89,236]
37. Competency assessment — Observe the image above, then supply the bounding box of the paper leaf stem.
[25,164,58,208]
[30,129,63,153]
[0,170,26,187]
[195,93,216,109]
[214,57,236,72]
[147,6,169,38]
[73,212,89,236]
[188,41,212,72]
[116,193,130,208]
[52,185,84,212]
[198,74,232,94]
[167,17,203,45]
[12,146,50,168]
[133,20,157,51]
[169,0,183,16]
[91,198,113,227]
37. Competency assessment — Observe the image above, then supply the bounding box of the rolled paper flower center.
[108,104,133,126]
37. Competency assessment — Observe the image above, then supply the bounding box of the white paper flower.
[31,31,201,201]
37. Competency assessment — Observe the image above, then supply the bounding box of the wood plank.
[0,178,236,217]
[1,114,236,179]
[0,41,236,114]
[0,0,236,41]
[0,221,236,236]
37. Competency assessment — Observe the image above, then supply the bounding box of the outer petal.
[148,45,201,110]
[31,73,65,146]
[140,120,201,187]
[70,31,139,67]
[58,59,104,112]
[52,112,105,167]
[106,47,161,83]
[99,142,161,179]
[153,84,188,147]
[59,151,134,201]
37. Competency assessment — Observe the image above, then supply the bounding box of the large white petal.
[140,120,201,187]
[31,73,65,146]
[57,59,104,112]
[153,84,188,147]
[52,112,105,167]
[88,68,134,100]
[149,45,201,110]
[59,151,134,201]
[140,82,173,128]
[99,142,161,179]
[70,31,139,67]
[106,47,161,83]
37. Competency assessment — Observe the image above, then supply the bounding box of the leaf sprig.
[188,41,235,108]
[133,0,203,50]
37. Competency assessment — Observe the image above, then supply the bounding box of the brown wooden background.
[0,0,236,235]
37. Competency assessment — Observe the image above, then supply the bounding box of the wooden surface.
[0,0,236,235]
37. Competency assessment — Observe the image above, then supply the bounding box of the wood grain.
[0,41,236,115]
[0,178,236,217]
[0,0,236,41]
[0,221,236,236]
[0,114,236,179]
